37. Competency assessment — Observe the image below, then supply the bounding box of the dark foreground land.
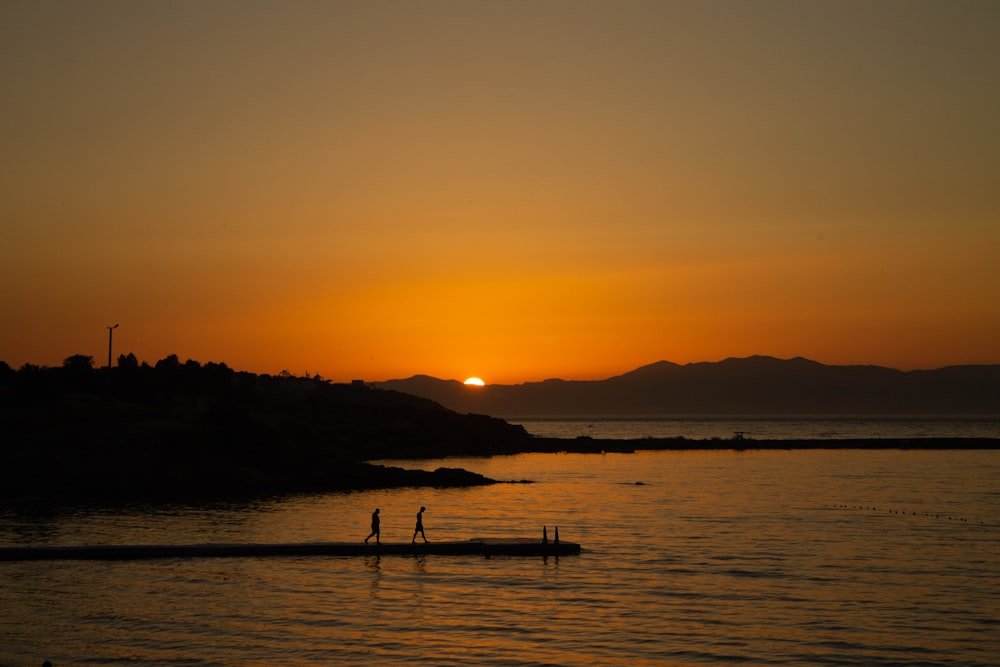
[2,357,997,503]
[1,359,527,501]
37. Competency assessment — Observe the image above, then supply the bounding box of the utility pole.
[107,324,119,368]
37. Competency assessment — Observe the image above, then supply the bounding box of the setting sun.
[463,377,485,387]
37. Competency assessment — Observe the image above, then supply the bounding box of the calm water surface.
[1,450,998,666]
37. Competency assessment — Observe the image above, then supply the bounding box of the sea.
[1,418,998,666]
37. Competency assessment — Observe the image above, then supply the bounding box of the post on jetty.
[541,525,562,560]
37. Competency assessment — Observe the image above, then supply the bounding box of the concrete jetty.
[0,537,581,562]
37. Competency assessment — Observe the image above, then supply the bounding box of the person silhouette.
[365,508,380,545]
[412,506,428,543]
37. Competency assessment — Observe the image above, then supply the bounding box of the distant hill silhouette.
[374,356,1000,417]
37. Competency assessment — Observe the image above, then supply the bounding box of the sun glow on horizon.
[463,377,485,386]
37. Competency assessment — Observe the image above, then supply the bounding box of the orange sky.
[2,1,999,384]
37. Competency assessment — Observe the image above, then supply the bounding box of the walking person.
[365,508,380,545]
[412,506,428,543]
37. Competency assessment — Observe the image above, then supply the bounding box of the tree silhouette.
[155,354,180,370]
[61,354,96,391]
[62,354,95,371]
[117,352,139,370]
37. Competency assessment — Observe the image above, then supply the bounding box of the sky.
[2,0,998,384]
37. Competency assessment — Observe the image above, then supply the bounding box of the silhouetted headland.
[1,354,997,503]
[0,355,527,502]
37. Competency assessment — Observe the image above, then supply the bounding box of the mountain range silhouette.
[375,356,1000,417]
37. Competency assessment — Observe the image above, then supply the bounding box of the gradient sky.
[3,0,998,383]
